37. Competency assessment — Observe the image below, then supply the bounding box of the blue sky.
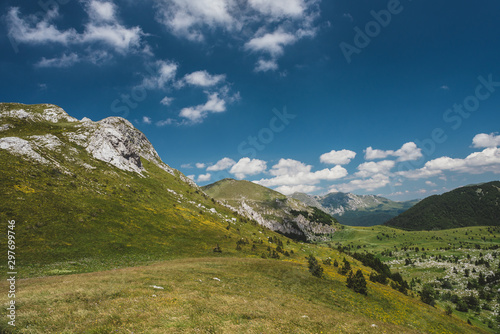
[1,0,500,200]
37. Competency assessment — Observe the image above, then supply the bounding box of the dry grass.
[1,257,485,334]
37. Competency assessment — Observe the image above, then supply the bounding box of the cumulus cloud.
[197,173,212,182]
[244,29,297,57]
[155,0,236,41]
[398,147,500,179]
[256,158,347,188]
[472,133,500,148]
[355,160,395,178]
[364,142,422,162]
[155,0,320,71]
[179,92,226,123]
[248,0,306,18]
[87,0,116,22]
[206,157,236,171]
[330,174,391,193]
[254,59,278,72]
[141,60,178,89]
[195,162,206,169]
[35,53,80,68]
[180,70,226,87]
[320,149,356,165]
[160,96,174,106]
[142,116,152,124]
[230,158,267,179]
[7,1,144,57]
[274,184,320,196]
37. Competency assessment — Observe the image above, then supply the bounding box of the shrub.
[420,284,437,306]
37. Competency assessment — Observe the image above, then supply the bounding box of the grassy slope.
[203,178,287,202]
[0,105,284,277]
[0,257,484,334]
[385,181,500,230]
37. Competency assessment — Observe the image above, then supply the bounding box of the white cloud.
[274,184,320,196]
[35,53,80,68]
[80,23,142,53]
[472,133,500,148]
[248,0,305,18]
[244,29,297,57]
[7,7,78,45]
[154,0,320,72]
[330,174,391,193]
[142,116,152,124]
[142,60,178,90]
[256,158,347,187]
[160,96,174,106]
[187,174,195,180]
[87,0,116,22]
[355,160,395,178]
[254,59,278,72]
[364,147,391,160]
[364,142,422,162]
[180,70,226,87]
[425,181,437,187]
[395,142,423,161]
[320,149,356,165]
[179,92,227,123]
[7,3,143,54]
[181,163,193,168]
[196,163,206,169]
[206,158,236,171]
[197,173,212,182]
[155,0,236,41]
[230,158,267,179]
[398,147,500,179]
[156,118,175,126]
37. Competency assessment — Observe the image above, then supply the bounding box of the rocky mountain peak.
[0,103,197,186]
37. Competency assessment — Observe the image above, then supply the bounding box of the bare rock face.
[0,103,197,187]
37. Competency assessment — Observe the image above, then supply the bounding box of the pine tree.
[306,255,323,278]
[347,269,367,295]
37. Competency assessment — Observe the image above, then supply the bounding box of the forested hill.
[385,181,500,230]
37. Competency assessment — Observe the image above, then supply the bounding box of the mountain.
[385,181,500,230]
[0,103,283,274]
[203,178,339,241]
[290,192,418,226]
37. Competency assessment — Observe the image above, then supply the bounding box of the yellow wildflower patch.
[14,184,35,193]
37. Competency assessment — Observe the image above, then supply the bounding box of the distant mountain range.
[290,192,419,226]
[203,178,339,241]
[385,181,500,230]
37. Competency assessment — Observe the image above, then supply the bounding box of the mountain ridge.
[290,191,418,226]
[385,181,500,230]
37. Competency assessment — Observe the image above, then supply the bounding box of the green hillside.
[203,178,287,202]
[385,181,500,230]
[203,178,340,241]
[0,103,276,276]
